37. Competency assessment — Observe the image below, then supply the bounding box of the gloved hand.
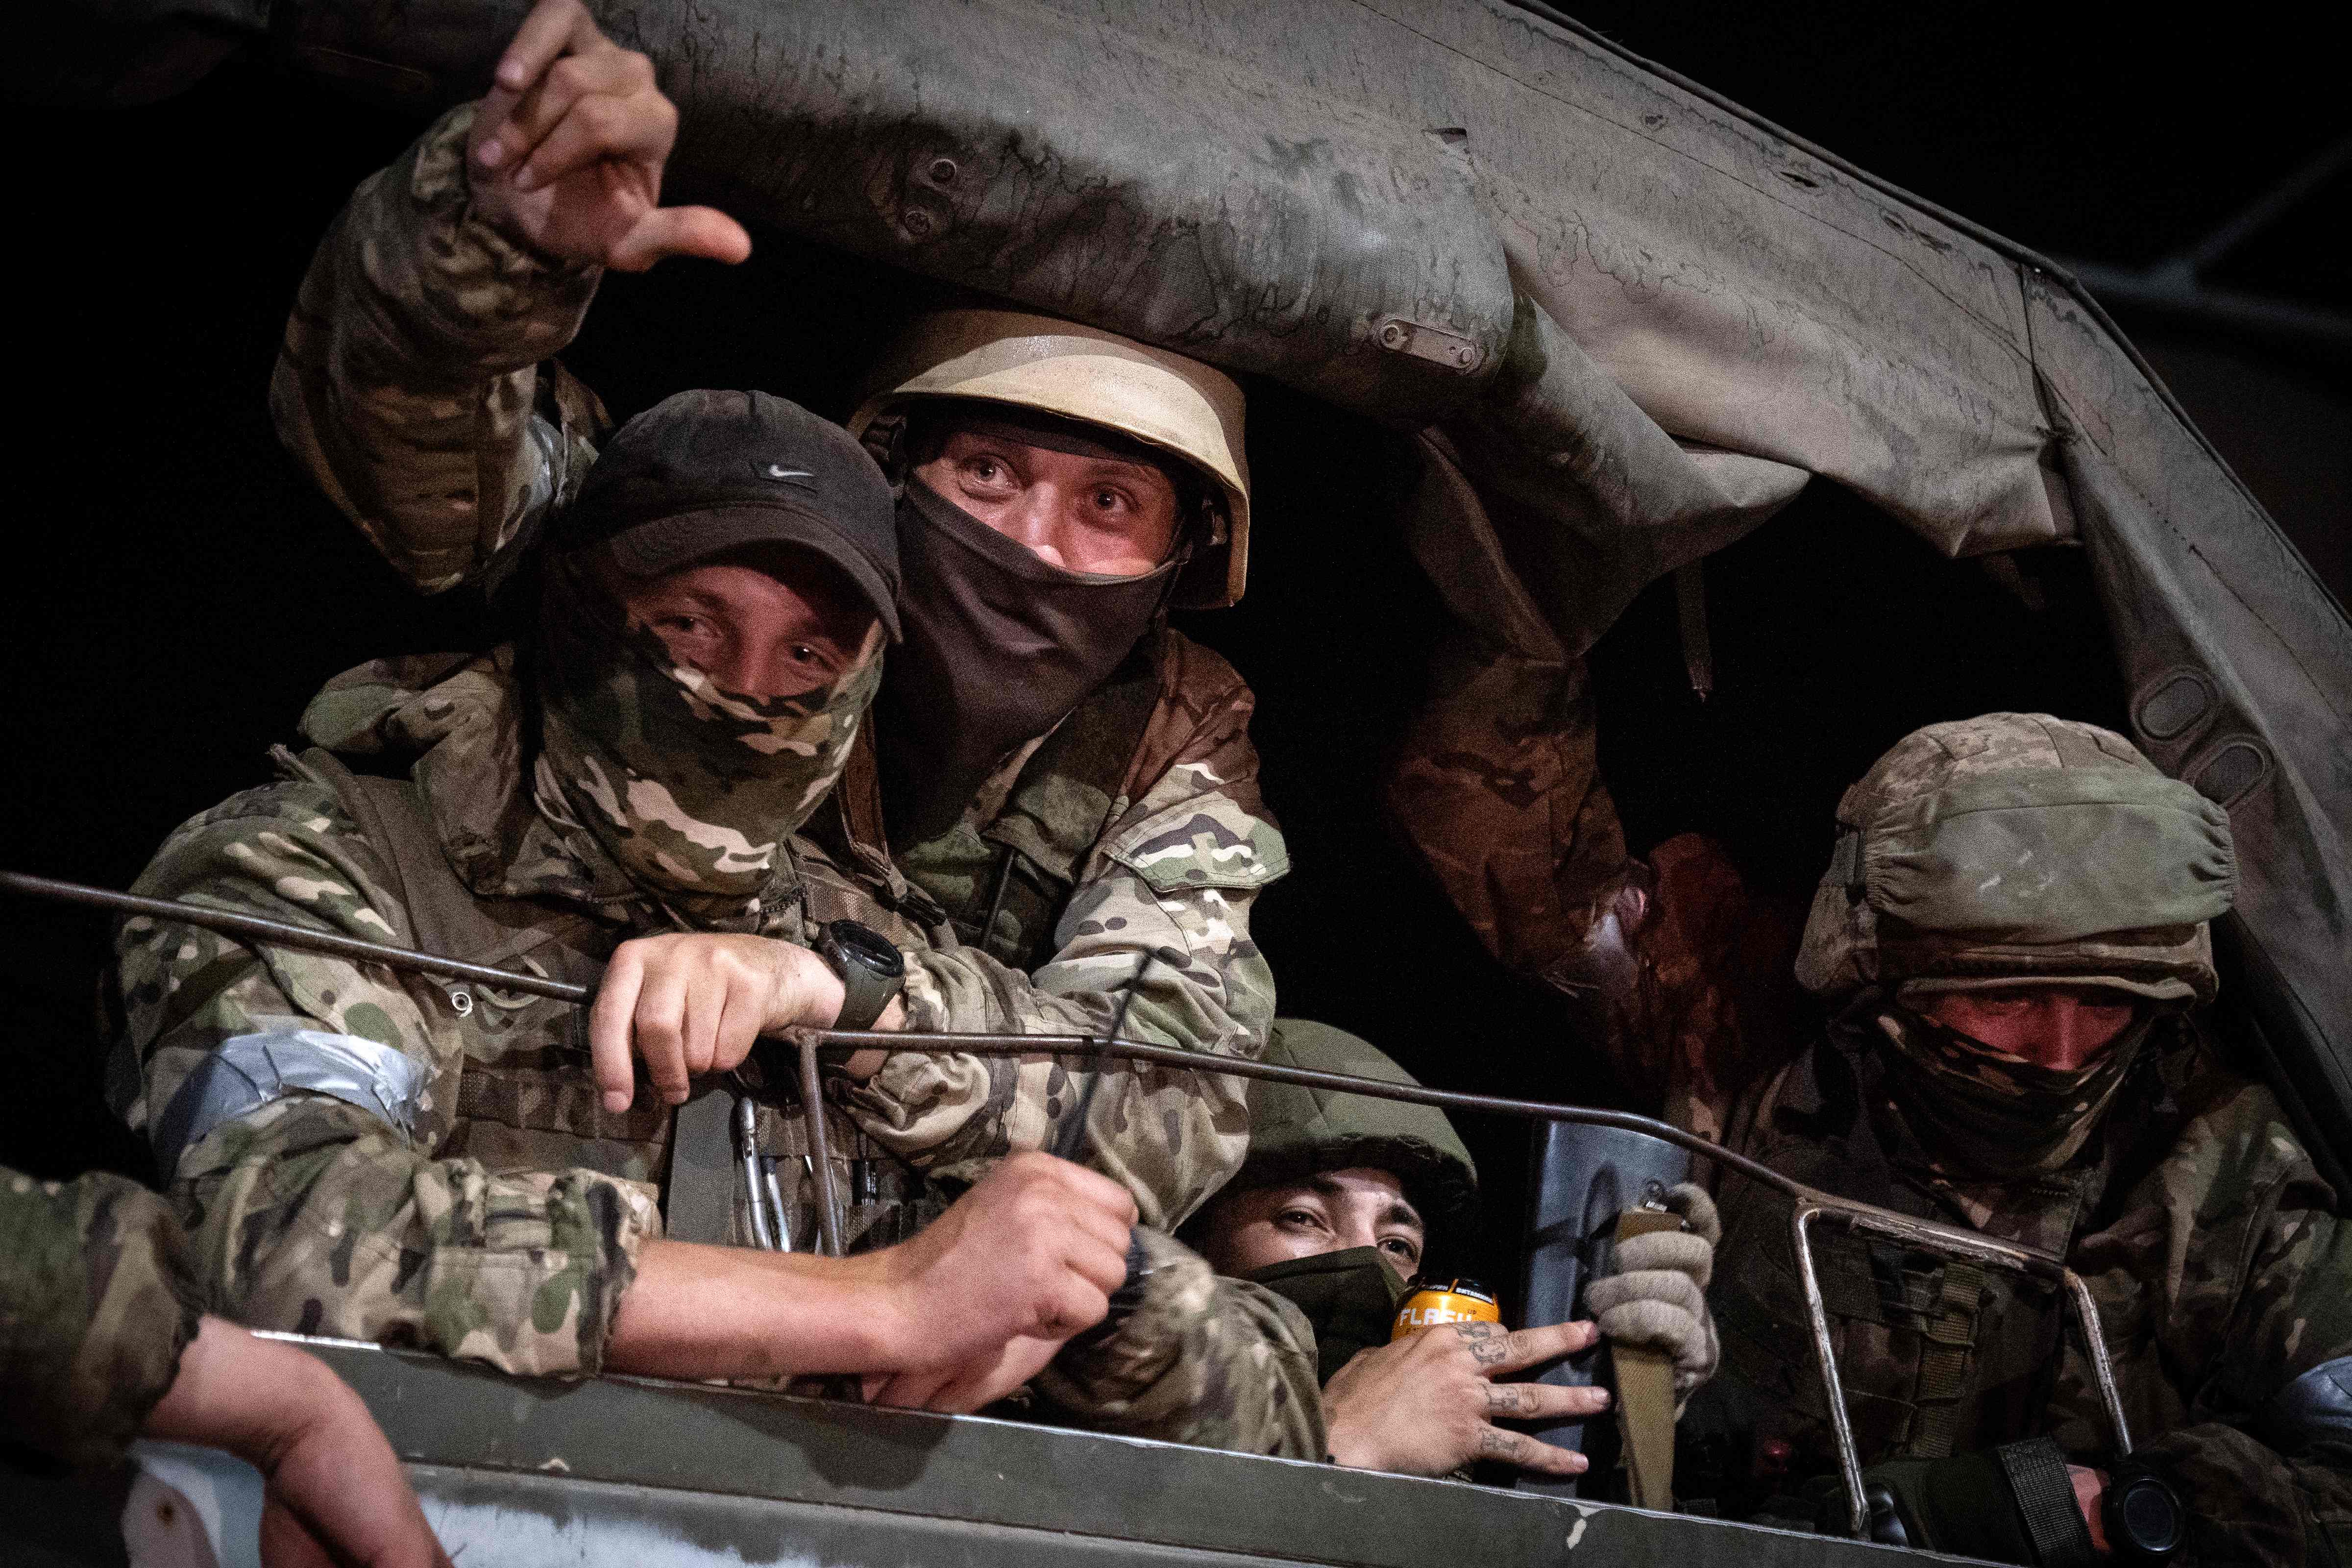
[1582,1181,1722,1405]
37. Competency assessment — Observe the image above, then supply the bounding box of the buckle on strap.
[152,1025,427,1177]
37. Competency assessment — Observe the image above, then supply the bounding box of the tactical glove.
[1582,1181,1722,1405]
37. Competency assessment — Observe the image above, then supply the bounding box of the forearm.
[178,1098,658,1378]
[271,101,600,592]
[1030,1231,1325,1459]
[603,1239,911,1382]
[141,1316,357,1461]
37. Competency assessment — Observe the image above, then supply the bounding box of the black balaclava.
[876,470,1180,842]
[1871,1002,2155,1178]
[1243,1247,1411,1385]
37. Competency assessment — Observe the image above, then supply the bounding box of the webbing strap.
[1910,1261,1985,1459]
[1994,1436,2099,1568]
[1613,1208,1683,1511]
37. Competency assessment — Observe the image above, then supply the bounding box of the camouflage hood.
[1229,1020,1479,1242]
[534,553,882,919]
[1794,713,2237,1004]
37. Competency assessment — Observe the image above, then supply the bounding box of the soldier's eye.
[1381,1236,1422,1264]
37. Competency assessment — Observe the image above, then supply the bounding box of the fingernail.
[476,138,504,168]
[666,1087,689,1105]
[498,63,526,88]
[603,1089,630,1113]
[514,168,539,191]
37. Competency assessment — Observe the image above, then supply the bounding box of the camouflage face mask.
[1874,1005,2152,1178]
[534,557,882,910]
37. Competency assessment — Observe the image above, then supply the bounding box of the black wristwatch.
[2103,1466,2186,1563]
[814,920,906,1031]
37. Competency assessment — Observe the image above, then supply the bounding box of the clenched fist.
[863,1152,1140,1412]
[589,932,858,1111]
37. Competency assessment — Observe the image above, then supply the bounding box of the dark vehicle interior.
[0,54,2205,1310]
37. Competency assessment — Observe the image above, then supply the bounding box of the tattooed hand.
[1322,1318,1609,1477]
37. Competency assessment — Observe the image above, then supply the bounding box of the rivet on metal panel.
[928,157,959,185]
[1373,315,1483,374]
[900,208,937,241]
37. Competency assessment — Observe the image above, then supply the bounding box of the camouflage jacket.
[0,1167,203,1470]
[99,651,1099,1369]
[1034,1227,1326,1460]
[1699,1024,2352,1566]
[273,105,1282,1229]
[1392,635,2352,1560]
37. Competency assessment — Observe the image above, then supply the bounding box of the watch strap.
[822,922,905,1031]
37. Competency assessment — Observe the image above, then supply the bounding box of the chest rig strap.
[901,646,1162,971]
[1911,1260,1987,1459]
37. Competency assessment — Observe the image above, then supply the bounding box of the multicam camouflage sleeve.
[0,1167,205,1470]
[272,102,602,593]
[1386,614,1802,1140]
[109,780,659,1378]
[2060,1082,2352,1567]
[1030,1227,1325,1459]
[844,655,1283,1230]
[275,108,1280,1229]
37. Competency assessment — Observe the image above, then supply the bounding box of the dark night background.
[4,6,2343,1298]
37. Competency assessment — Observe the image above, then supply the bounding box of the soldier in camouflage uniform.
[1038,1020,1722,1478]
[1410,706,2352,1562]
[111,362,1144,1404]
[0,1164,451,1565]
[1684,714,2352,1565]
[271,0,1283,1233]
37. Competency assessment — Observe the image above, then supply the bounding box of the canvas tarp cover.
[196,0,2352,1157]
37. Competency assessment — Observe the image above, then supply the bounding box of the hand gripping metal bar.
[6,868,2137,1523]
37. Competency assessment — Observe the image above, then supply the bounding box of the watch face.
[829,920,906,978]
[2112,1475,2183,1556]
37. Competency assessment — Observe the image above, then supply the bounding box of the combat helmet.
[1794,713,2238,1005]
[1228,1019,1480,1242]
[848,308,1251,609]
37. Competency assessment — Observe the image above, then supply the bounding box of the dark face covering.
[1874,1004,2153,1178]
[877,476,1177,841]
[1244,1247,1411,1385]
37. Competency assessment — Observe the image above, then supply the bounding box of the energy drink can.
[1392,1278,1502,1340]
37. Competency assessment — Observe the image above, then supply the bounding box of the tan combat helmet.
[1794,713,2239,1005]
[848,309,1252,609]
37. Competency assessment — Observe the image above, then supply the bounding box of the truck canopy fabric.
[127,0,2352,1165]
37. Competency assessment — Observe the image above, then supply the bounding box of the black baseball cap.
[558,389,902,640]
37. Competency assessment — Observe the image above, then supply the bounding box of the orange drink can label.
[1392,1279,1502,1339]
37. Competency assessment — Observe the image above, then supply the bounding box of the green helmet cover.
[1232,1019,1480,1241]
[1795,713,2237,1004]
